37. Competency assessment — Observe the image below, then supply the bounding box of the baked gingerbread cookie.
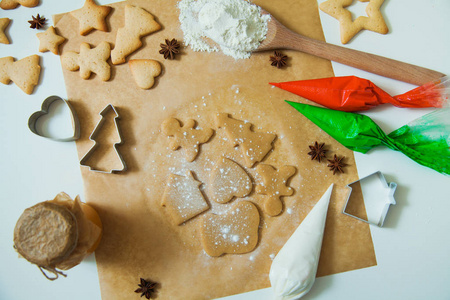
[61,42,111,81]
[161,118,214,162]
[0,18,10,44]
[36,26,66,55]
[129,59,161,89]
[111,5,161,65]
[215,113,276,168]
[319,0,388,44]
[0,55,41,94]
[209,157,252,204]
[161,171,209,225]
[200,201,260,257]
[255,164,296,216]
[0,0,38,9]
[70,0,111,35]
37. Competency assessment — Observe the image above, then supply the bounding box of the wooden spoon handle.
[286,34,445,86]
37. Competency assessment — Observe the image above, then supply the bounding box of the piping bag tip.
[269,184,333,300]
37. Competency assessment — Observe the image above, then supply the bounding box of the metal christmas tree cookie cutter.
[79,104,127,174]
[28,95,81,142]
[343,171,397,227]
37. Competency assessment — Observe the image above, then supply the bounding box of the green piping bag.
[286,101,450,175]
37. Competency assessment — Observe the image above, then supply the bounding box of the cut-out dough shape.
[36,26,66,55]
[61,42,111,81]
[200,201,260,257]
[161,171,209,225]
[161,118,214,162]
[0,18,10,44]
[210,157,252,204]
[256,164,296,217]
[0,55,40,94]
[214,113,276,168]
[111,5,161,65]
[0,0,39,9]
[319,0,388,44]
[70,0,111,35]
[129,59,161,89]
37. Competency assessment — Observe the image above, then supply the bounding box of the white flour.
[178,0,270,59]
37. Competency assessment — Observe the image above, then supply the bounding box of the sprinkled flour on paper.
[178,0,271,59]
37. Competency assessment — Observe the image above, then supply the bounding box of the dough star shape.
[0,18,10,44]
[319,0,388,44]
[70,0,111,35]
[36,26,66,55]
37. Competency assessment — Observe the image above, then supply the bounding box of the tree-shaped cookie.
[61,42,111,81]
[111,5,161,65]
[161,118,214,162]
[80,104,126,173]
[209,157,252,204]
[161,171,209,225]
[255,164,296,216]
[200,201,260,257]
[214,113,276,168]
[0,55,41,94]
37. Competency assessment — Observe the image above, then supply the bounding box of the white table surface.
[1,1,449,299]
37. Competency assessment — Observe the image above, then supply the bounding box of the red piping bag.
[271,76,449,112]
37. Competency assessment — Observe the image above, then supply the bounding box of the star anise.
[327,154,347,175]
[270,51,288,68]
[135,278,157,299]
[28,14,46,29]
[159,38,181,60]
[308,141,328,162]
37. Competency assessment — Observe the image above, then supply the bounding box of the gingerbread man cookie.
[255,164,296,216]
[200,201,260,257]
[0,0,39,9]
[162,118,214,162]
[61,42,111,81]
[161,171,209,225]
[320,0,388,44]
[214,113,276,168]
[209,157,252,204]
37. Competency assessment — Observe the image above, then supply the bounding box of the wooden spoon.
[256,12,445,86]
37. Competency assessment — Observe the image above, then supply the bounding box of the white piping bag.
[269,184,333,300]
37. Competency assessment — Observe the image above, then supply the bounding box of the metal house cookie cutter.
[79,104,127,174]
[343,171,397,227]
[28,96,80,142]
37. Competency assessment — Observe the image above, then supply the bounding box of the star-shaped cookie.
[319,0,388,44]
[0,18,10,44]
[36,26,66,55]
[70,0,111,36]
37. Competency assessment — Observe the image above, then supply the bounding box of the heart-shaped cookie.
[28,96,80,142]
[129,59,161,89]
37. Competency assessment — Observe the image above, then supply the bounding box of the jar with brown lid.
[13,192,102,280]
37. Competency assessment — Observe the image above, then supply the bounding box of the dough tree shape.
[256,164,296,216]
[210,157,252,204]
[0,55,40,94]
[214,113,276,168]
[161,171,209,225]
[161,118,214,162]
[61,42,111,81]
[80,104,126,173]
[200,201,260,257]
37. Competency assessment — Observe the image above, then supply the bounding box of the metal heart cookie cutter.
[343,171,397,227]
[79,104,127,174]
[28,95,80,142]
